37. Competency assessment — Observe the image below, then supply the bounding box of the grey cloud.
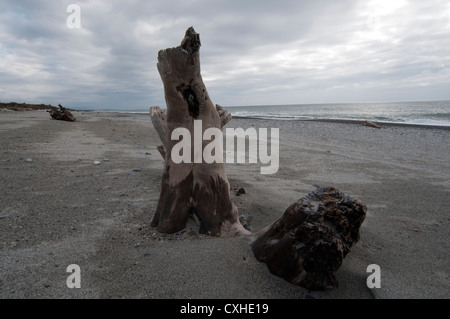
[0,0,449,109]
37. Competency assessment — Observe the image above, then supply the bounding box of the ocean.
[227,100,450,127]
[99,100,450,127]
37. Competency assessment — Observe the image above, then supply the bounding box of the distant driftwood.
[149,27,248,237]
[363,120,381,129]
[48,104,76,122]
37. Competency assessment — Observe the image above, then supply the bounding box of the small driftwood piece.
[150,106,168,159]
[150,27,249,237]
[48,104,76,122]
[363,120,380,129]
[251,187,366,291]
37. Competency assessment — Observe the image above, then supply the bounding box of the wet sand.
[0,110,449,298]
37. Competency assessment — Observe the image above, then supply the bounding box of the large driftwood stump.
[251,187,366,291]
[150,27,249,237]
[48,104,76,122]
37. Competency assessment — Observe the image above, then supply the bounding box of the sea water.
[227,100,450,127]
[97,100,450,127]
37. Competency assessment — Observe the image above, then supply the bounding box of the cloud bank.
[1,0,449,109]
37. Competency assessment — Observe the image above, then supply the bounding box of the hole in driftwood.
[183,87,200,118]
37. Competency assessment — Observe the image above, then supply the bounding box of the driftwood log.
[48,104,76,122]
[363,120,381,129]
[150,27,249,237]
[251,187,366,291]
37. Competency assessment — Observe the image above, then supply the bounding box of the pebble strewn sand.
[1,110,449,298]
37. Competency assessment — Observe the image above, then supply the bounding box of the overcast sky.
[1,0,449,110]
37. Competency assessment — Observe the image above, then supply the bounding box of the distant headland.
[0,102,74,112]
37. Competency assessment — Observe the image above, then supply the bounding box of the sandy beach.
[0,110,449,299]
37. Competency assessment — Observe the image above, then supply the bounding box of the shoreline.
[232,115,450,131]
[74,110,450,130]
[1,110,449,299]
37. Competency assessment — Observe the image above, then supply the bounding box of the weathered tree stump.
[251,187,366,291]
[150,27,249,237]
[48,104,76,122]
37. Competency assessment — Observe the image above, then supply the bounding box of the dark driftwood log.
[150,27,249,237]
[48,104,76,122]
[251,187,366,291]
